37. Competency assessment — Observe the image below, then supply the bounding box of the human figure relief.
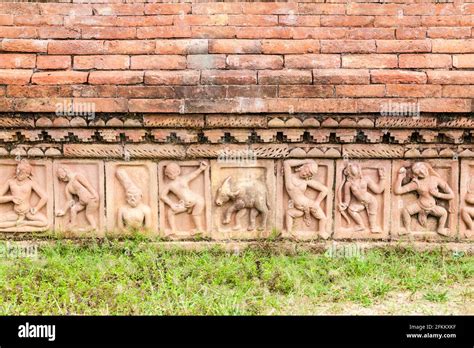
[284,159,329,238]
[0,159,48,229]
[337,162,385,233]
[55,166,99,231]
[160,162,207,234]
[116,169,152,231]
[394,162,454,236]
[461,176,474,237]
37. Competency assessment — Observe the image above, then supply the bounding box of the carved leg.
[400,203,420,235]
[461,208,474,234]
[431,205,449,236]
[233,208,247,231]
[191,214,203,233]
[286,208,304,232]
[223,205,237,225]
[0,212,21,228]
[24,212,48,228]
[85,200,99,230]
[167,209,177,234]
[348,209,365,232]
[368,214,381,233]
[249,208,259,231]
[70,204,85,229]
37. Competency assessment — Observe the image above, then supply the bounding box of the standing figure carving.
[160,161,207,234]
[337,162,385,233]
[284,159,329,238]
[116,169,152,231]
[461,177,474,237]
[394,162,454,236]
[55,166,99,231]
[0,159,48,229]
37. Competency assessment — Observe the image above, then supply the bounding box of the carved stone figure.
[461,177,474,237]
[160,161,207,234]
[0,159,48,229]
[55,166,99,231]
[394,162,454,236]
[283,159,329,239]
[116,168,152,231]
[215,176,269,231]
[337,162,385,234]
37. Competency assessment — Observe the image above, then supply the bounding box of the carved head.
[126,188,142,208]
[344,163,362,179]
[16,159,32,181]
[57,167,70,182]
[298,162,318,179]
[412,162,429,179]
[164,162,181,180]
[215,176,240,206]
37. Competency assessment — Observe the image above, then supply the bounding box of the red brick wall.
[0,1,473,114]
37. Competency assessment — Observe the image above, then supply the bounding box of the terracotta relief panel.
[460,160,474,240]
[391,160,458,239]
[277,159,334,240]
[53,160,105,237]
[334,160,391,239]
[210,160,276,240]
[158,160,211,239]
[0,159,53,232]
[105,161,158,235]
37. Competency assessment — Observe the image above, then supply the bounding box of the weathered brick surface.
[0,1,471,113]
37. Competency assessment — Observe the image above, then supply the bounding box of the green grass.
[0,240,472,315]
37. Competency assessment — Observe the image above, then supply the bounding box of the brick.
[7,85,73,98]
[371,70,427,84]
[0,69,32,84]
[313,69,370,84]
[296,98,357,113]
[145,71,200,85]
[92,4,144,16]
[130,55,186,70]
[0,3,39,15]
[285,54,340,69]
[374,16,421,27]
[442,85,474,98]
[242,3,297,15]
[386,84,442,98]
[321,15,374,27]
[279,85,334,98]
[346,28,395,40]
[144,4,191,15]
[236,27,292,39]
[32,71,88,85]
[89,71,143,85]
[38,27,81,39]
[70,85,117,98]
[104,40,155,54]
[291,27,346,39]
[262,39,319,54]
[226,85,277,98]
[336,84,385,98]
[192,26,236,39]
[73,98,127,113]
[48,40,105,54]
[396,28,427,40]
[0,14,13,25]
[129,99,182,113]
[228,15,277,27]
[258,70,312,85]
[432,39,474,53]
[192,3,242,15]
[299,4,345,15]
[1,39,48,53]
[321,40,376,53]
[137,26,191,39]
[0,54,36,69]
[155,39,208,54]
[356,98,417,113]
[116,86,176,99]
[201,70,256,85]
[82,27,136,39]
[428,27,471,39]
[175,14,228,26]
[175,86,227,99]
[14,98,71,112]
[74,55,129,70]
[342,54,398,68]
[0,26,37,39]
[38,3,92,16]
[427,71,474,84]
[226,55,283,70]
[37,56,71,70]
[418,98,471,113]
[376,40,431,53]
[187,55,226,69]
[209,39,261,54]
[115,16,173,27]
[347,4,401,16]
[453,54,474,68]
[403,4,458,16]
[421,16,463,27]
[63,15,116,27]
[399,54,452,68]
